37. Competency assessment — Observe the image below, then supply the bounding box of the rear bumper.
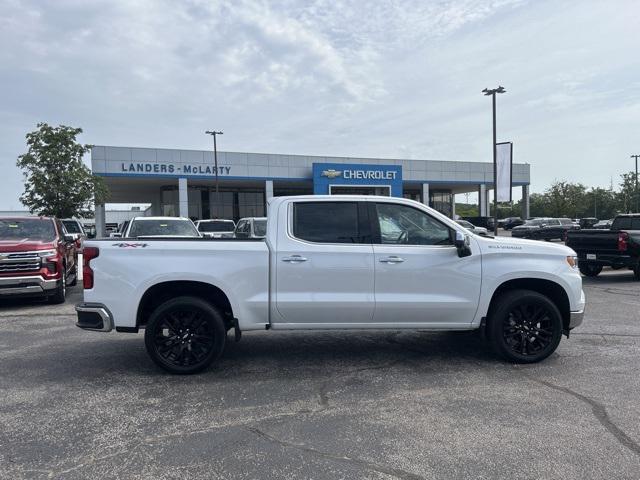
[0,275,59,297]
[577,254,636,269]
[75,303,114,332]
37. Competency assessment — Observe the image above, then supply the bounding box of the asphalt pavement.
[1,269,639,479]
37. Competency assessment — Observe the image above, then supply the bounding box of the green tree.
[16,123,108,218]
[616,171,638,214]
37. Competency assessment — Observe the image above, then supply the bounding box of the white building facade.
[91,146,531,236]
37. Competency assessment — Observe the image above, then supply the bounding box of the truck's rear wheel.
[487,290,563,364]
[579,264,602,277]
[144,296,226,374]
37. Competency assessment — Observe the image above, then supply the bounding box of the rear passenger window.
[293,202,363,243]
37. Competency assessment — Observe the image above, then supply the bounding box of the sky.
[1,0,639,209]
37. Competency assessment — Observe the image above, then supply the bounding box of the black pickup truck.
[565,214,640,279]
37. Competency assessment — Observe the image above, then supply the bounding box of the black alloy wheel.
[144,296,226,374]
[488,290,562,363]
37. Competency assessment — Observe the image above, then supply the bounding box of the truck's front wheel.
[144,296,226,374]
[487,290,563,364]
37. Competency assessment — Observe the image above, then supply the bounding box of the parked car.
[592,219,612,230]
[62,219,86,248]
[109,220,130,238]
[579,217,599,229]
[234,217,267,239]
[565,214,640,278]
[511,218,578,241]
[455,219,488,236]
[76,196,585,374]
[502,217,524,230]
[0,217,78,303]
[195,219,236,238]
[122,217,200,238]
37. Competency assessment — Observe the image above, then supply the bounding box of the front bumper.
[569,309,585,328]
[0,275,59,297]
[75,303,114,332]
[568,289,586,329]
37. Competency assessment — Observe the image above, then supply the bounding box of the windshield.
[128,219,199,237]
[62,220,83,234]
[0,219,56,241]
[198,221,235,232]
[253,219,267,237]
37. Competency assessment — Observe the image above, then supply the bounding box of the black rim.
[502,302,555,356]
[153,310,215,367]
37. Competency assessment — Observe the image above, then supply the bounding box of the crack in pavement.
[571,332,640,338]
[534,379,640,458]
[246,426,425,480]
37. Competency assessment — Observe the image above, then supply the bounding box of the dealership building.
[91,146,531,236]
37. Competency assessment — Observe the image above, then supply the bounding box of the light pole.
[632,154,640,213]
[205,130,223,217]
[482,86,506,235]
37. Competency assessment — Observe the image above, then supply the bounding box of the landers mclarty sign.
[120,162,231,176]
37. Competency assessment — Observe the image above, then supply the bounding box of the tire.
[47,269,66,304]
[579,264,602,277]
[144,296,226,374]
[487,289,563,364]
[68,262,78,287]
[633,264,640,281]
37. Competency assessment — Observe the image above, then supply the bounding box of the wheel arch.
[136,281,235,330]
[486,278,571,330]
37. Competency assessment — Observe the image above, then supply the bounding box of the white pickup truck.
[76,196,585,374]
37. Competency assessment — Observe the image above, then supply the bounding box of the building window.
[430,191,453,218]
[238,191,265,219]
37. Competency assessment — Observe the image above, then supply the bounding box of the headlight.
[37,249,57,258]
[566,256,578,269]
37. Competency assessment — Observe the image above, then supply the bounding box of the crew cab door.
[370,201,481,325]
[273,200,375,326]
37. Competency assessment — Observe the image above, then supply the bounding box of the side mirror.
[454,230,472,258]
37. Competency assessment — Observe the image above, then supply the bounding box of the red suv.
[0,217,78,303]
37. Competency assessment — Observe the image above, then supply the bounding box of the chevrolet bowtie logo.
[321,169,342,178]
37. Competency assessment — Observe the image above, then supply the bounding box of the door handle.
[379,256,405,264]
[282,255,308,263]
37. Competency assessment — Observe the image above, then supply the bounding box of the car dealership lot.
[1,273,639,480]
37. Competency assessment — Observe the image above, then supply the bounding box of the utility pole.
[632,154,640,213]
[482,86,506,235]
[205,130,224,217]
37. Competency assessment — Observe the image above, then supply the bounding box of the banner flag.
[496,142,513,203]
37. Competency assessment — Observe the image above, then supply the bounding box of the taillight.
[83,246,99,289]
[618,232,629,252]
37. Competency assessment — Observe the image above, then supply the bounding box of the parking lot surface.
[1,270,639,480]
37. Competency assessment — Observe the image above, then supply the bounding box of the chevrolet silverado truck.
[565,214,640,279]
[0,216,78,303]
[76,196,585,374]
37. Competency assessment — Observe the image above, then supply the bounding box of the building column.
[421,183,430,207]
[479,184,487,217]
[95,203,106,238]
[265,180,274,214]
[178,177,188,218]
[522,184,530,219]
[450,193,456,219]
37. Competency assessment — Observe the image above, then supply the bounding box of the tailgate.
[566,230,619,256]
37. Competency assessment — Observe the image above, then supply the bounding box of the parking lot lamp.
[632,154,640,213]
[205,130,224,217]
[482,86,506,235]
